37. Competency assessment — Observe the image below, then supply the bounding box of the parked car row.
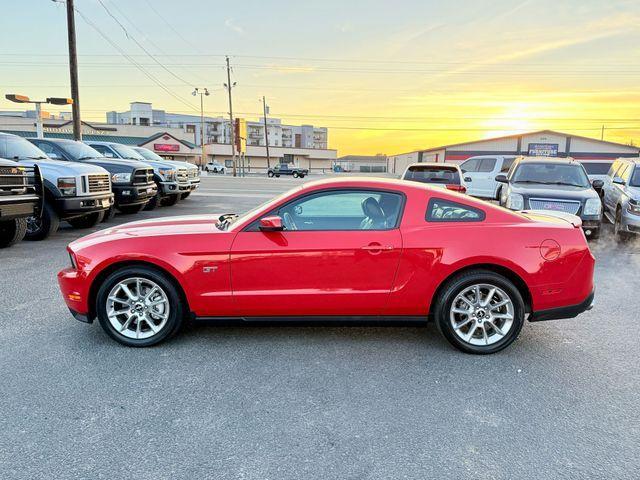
[401,155,640,242]
[0,132,200,248]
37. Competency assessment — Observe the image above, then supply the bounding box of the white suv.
[459,155,516,199]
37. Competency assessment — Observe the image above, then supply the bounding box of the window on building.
[186,125,196,133]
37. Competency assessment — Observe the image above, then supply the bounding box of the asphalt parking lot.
[1,174,639,479]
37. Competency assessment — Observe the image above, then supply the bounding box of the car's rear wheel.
[96,266,184,347]
[268,171,274,177]
[434,270,525,354]
[293,171,299,178]
[67,211,105,229]
[0,218,27,248]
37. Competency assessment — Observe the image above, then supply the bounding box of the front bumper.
[0,194,39,220]
[58,266,93,322]
[54,192,113,218]
[621,207,640,235]
[158,180,191,196]
[529,290,594,322]
[113,183,157,206]
[189,179,200,191]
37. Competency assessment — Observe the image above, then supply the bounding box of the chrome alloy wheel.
[449,283,514,346]
[26,215,41,235]
[106,277,170,340]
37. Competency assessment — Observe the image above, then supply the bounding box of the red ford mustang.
[58,178,595,354]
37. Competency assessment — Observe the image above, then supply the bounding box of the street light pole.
[5,94,73,140]
[192,87,210,168]
[65,0,82,140]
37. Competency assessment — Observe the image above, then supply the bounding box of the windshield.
[0,135,49,160]
[630,167,640,187]
[404,166,461,184]
[218,185,304,230]
[61,142,104,160]
[512,163,590,187]
[113,145,146,160]
[134,148,164,161]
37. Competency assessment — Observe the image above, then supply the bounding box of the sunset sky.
[1,0,639,155]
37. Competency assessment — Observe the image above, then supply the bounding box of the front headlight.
[159,168,176,181]
[111,172,132,184]
[57,177,76,196]
[584,198,602,216]
[628,199,640,215]
[506,193,524,210]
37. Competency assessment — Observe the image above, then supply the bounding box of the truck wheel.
[0,218,27,248]
[25,202,59,241]
[275,174,280,178]
[434,270,525,354]
[117,204,145,215]
[160,194,179,207]
[144,194,159,211]
[180,192,191,200]
[293,172,299,178]
[268,171,274,178]
[67,211,105,229]
[300,174,306,178]
[102,206,116,222]
[614,208,631,243]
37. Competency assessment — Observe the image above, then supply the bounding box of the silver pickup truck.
[0,133,114,240]
[132,147,199,200]
[602,157,640,242]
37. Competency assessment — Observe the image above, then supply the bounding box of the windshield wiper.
[77,156,97,161]
[545,181,587,188]
[26,156,48,160]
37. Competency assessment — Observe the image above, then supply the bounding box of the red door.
[230,229,402,316]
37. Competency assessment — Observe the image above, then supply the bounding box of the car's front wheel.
[614,207,631,243]
[180,192,191,200]
[160,194,179,207]
[96,266,184,347]
[67,211,105,229]
[434,270,525,354]
[117,203,145,215]
[24,202,59,241]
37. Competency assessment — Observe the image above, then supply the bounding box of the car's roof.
[84,140,121,146]
[515,156,580,166]
[406,162,460,169]
[32,138,77,144]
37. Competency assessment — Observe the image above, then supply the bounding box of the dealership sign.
[528,143,559,157]
[154,143,180,152]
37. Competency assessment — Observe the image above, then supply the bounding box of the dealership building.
[387,130,640,174]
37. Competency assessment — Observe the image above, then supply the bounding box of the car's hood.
[510,183,598,200]
[70,215,224,250]
[167,160,196,170]
[17,158,108,176]
[76,157,141,173]
[139,159,175,171]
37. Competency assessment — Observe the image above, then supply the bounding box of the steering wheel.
[283,212,298,231]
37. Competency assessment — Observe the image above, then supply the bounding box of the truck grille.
[529,198,581,215]
[133,168,154,185]
[177,168,188,183]
[0,166,27,192]
[87,173,111,193]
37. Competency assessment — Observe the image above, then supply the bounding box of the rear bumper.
[54,192,113,217]
[0,194,39,220]
[529,289,594,322]
[113,183,157,206]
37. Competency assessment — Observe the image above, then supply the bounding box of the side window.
[478,158,497,172]
[91,145,115,157]
[460,158,479,173]
[501,157,516,172]
[35,142,62,160]
[607,161,621,178]
[426,198,485,222]
[274,190,403,231]
[619,164,631,182]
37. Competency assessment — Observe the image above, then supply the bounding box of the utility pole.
[601,125,605,141]
[262,96,271,169]
[224,56,237,177]
[65,0,82,140]
[192,87,210,168]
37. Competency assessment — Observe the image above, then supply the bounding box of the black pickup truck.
[267,163,308,178]
[0,158,42,248]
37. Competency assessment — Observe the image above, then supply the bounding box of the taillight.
[446,184,466,193]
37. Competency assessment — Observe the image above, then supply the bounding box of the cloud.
[224,18,244,35]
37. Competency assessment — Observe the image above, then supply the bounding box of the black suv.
[0,158,42,247]
[30,138,157,217]
[497,156,603,238]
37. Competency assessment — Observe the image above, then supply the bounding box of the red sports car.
[58,178,595,354]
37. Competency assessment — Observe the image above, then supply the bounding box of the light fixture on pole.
[192,87,210,168]
[5,94,73,139]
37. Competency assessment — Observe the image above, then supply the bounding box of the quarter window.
[426,198,485,222]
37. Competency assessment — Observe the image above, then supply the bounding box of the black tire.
[299,174,306,178]
[160,194,179,207]
[268,171,274,178]
[144,194,159,211]
[275,174,280,178]
[0,218,27,248]
[180,192,191,200]
[117,203,145,215]
[24,201,59,241]
[433,270,525,354]
[293,171,299,178]
[614,208,631,243]
[101,206,116,222]
[67,211,105,229]
[96,266,184,347]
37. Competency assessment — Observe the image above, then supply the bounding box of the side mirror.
[495,174,508,183]
[259,215,284,232]
[613,176,625,185]
[592,179,604,189]
[464,176,472,182]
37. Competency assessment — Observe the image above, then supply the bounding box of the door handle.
[361,243,394,252]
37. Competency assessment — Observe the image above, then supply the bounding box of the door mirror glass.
[464,176,472,182]
[591,179,604,189]
[259,215,284,232]
[613,176,625,185]
[495,174,508,183]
